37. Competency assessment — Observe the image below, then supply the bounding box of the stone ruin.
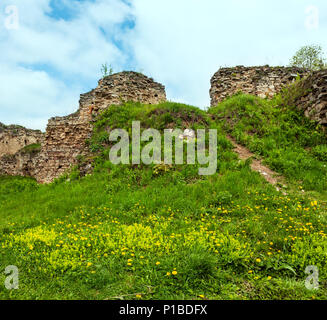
[210,65,309,106]
[0,123,43,156]
[209,65,327,127]
[0,72,166,183]
[0,124,44,178]
[1,66,327,183]
[287,69,327,126]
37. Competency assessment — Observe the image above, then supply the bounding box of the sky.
[0,0,327,130]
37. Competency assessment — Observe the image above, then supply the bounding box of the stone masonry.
[288,69,327,126]
[0,124,44,177]
[210,65,309,106]
[34,72,166,183]
[0,123,43,156]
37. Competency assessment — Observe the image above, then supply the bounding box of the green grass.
[20,143,41,155]
[209,93,327,194]
[0,100,327,300]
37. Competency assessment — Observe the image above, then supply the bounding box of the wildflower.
[256,258,262,263]
[311,201,318,207]
[172,271,178,276]
[136,294,142,299]
[156,262,161,266]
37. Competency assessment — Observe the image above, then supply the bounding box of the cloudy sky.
[0,0,326,130]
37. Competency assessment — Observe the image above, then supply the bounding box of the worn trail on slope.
[227,136,285,189]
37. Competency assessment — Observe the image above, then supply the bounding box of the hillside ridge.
[1,66,327,183]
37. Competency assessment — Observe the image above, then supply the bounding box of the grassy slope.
[209,94,327,195]
[0,100,327,300]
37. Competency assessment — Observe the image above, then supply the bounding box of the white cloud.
[0,0,132,130]
[127,0,327,108]
[0,63,80,127]
[1,0,327,130]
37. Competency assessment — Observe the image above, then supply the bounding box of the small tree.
[290,45,326,71]
[101,63,114,78]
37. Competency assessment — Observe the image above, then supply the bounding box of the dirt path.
[227,136,286,190]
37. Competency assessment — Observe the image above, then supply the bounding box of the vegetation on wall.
[20,143,41,155]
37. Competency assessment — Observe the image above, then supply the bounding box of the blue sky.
[0,0,326,130]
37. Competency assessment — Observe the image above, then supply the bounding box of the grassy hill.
[1,97,327,300]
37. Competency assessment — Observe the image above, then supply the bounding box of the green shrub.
[312,145,327,161]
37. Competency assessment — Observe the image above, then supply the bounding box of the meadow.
[0,96,327,300]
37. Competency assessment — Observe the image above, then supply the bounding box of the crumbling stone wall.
[0,123,43,156]
[210,65,309,106]
[35,72,166,183]
[289,69,327,125]
[80,71,166,117]
[0,124,44,177]
[0,149,41,177]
